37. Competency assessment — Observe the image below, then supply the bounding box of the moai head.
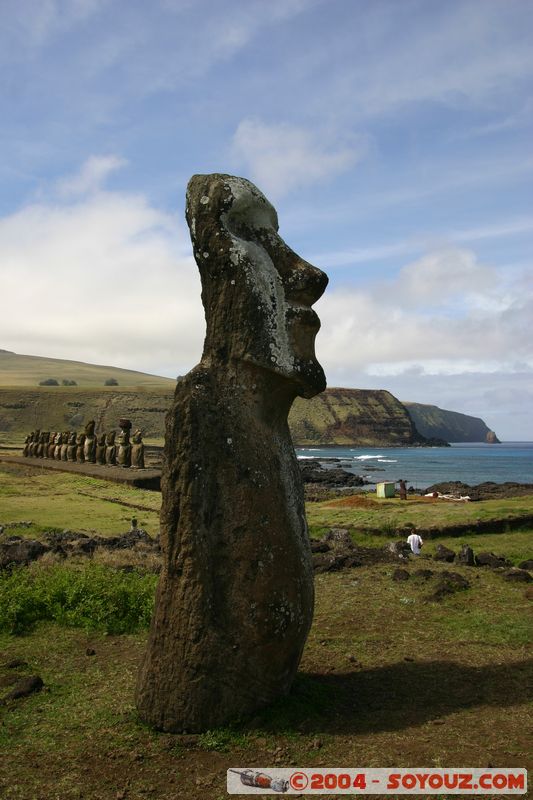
[186,174,328,399]
[106,431,116,446]
[132,429,143,444]
[85,420,95,437]
[68,432,77,446]
[77,433,86,446]
[98,432,106,446]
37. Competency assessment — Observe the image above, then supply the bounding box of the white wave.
[352,455,383,461]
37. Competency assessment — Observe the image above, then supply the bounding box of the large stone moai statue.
[96,433,107,465]
[117,419,132,467]
[76,433,86,463]
[67,432,78,462]
[54,432,63,460]
[131,429,145,469]
[136,174,328,732]
[83,421,97,463]
[22,434,31,458]
[105,431,117,465]
[60,431,70,461]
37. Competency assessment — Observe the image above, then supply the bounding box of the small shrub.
[61,379,77,386]
[104,378,119,386]
[0,563,157,635]
[38,378,59,386]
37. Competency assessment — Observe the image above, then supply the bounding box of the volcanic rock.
[475,552,511,568]
[136,174,328,732]
[433,544,456,563]
[0,539,49,570]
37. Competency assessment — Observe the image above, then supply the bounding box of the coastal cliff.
[0,352,497,447]
[404,402,500,443]
[288,388,430,446]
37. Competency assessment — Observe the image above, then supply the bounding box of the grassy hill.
[0,350,174,388]
[0,351,496,446]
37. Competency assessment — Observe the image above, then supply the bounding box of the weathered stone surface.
[392,568,410,581]
[131,430,145,469]
[388,540,412,559]
[518,559,533,571]
[324,528,353,548]
[503,568,532,583]
[0,539,49,570]
[84,421,96,463]
[299,461,364,487]
[434,544,456,563]
[2,675,43,702]
[105,431,117,465]
[456,544,475,566]
[136,174,328,732]
[475,551,511,568]
[428,571,470,601]
[95,433,107,465]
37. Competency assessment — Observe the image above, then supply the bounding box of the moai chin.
[136,173,328,732]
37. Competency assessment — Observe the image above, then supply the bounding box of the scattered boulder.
[324,528,353,548]
[475,552,511,568]
[101,529,154,550]
[312,552,362,574]
[392,568,410,582]
[428,571,470,601]
[2,675,43,702]
[388,541,411,559]
[502,568,532,583]
[518,559,533,571]
[299,461,365,487]
[434,544,456,563]
[456,545,475,566]
[0,539,49,570]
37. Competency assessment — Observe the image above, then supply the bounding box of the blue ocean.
[296,442,533,490]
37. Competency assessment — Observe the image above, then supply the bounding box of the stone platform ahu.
[135,174,328,732]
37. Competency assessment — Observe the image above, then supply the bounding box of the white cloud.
[56,155,128,197]
[315,246,533,375]
[0,161,204,376]
[231,118,363,197]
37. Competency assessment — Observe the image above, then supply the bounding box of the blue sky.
[0,0,532,439]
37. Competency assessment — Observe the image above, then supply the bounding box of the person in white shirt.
[407,531,423,555]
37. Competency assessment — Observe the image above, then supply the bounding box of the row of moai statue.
[22,419,145,469]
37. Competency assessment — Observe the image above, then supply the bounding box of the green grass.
[1,560,531,799]
[0,466,161,535]
[306,493,533,534]
[0,563,157,634]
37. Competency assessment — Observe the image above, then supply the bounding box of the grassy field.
[0,462,532,799]
[307,492,533,533]
[0,463,161,536]
[0,564,531,800]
